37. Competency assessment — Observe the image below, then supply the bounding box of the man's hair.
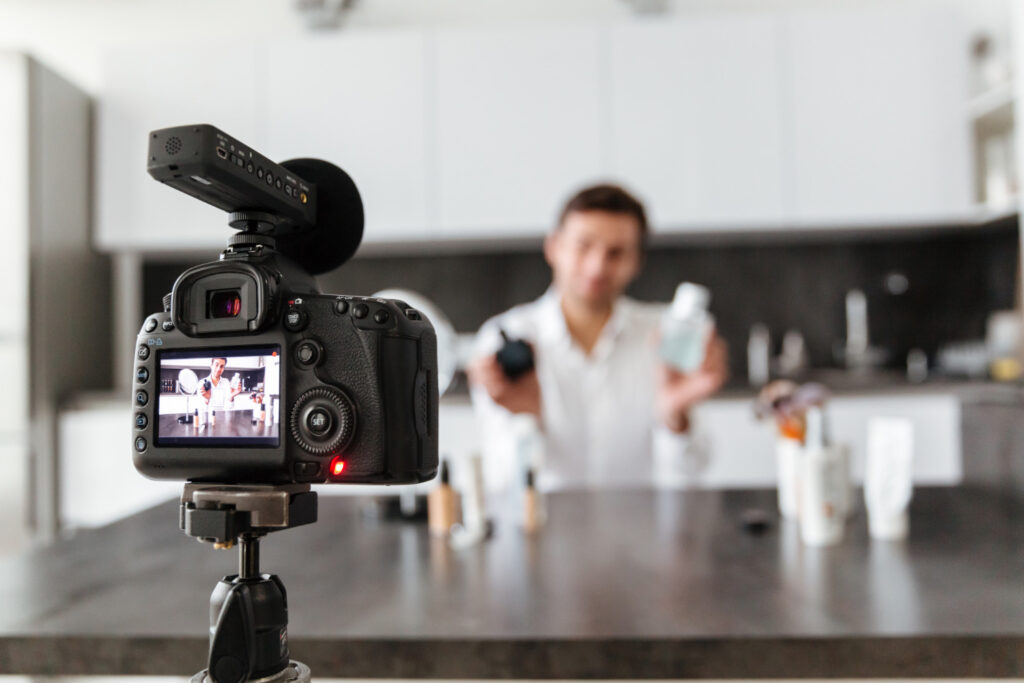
[556,183,649,245]
[211,357,227,365]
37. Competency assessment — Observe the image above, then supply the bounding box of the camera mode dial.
[290,387,355,456]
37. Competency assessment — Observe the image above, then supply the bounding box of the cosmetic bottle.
[522,468,544,534]
[865,417,914,540]
[660,282,713,372]
[428,460,457,537]
[799,407,848,546]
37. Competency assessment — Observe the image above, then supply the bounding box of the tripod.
[180,483,318,683]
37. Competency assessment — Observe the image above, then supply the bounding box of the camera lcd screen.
[155,346,281,447]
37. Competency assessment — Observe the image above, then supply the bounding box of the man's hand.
[467,353,542,417]
[657,331,729,433]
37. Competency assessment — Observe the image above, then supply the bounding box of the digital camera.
[131,124,439,485]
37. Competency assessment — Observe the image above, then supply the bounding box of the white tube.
[865,417,914,540]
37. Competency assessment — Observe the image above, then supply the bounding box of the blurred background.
[1,0,1022,553]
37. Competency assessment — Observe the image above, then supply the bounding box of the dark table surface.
[159,410,275,439]
[1,487,1022,678]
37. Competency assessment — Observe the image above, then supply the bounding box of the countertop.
[1,487,1022,678]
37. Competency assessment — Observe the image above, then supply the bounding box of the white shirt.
[204,375,235,410]
[472,289,699,491]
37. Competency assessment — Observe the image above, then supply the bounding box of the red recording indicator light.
[330,457,346,477]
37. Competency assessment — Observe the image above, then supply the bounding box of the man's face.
[544,210,642,309]
[210,358,226,380]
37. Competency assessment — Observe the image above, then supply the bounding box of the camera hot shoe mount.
[181,484,318,683]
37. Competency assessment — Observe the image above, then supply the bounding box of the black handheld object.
[495,330,535,380]
[133,124,438,486]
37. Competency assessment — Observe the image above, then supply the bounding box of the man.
[200,356,242,409]
[468,184,728,490]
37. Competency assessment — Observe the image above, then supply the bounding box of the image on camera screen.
[155,346,281,447]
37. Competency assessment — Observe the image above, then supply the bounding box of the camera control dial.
[290,387,355,456]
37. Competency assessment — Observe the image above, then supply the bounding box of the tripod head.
[181,484,317,683]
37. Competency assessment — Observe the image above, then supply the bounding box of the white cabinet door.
[0,342,27,435]
[434,26,606,238]
[265,32,431,245]
[0,54,28,340]
[785,7,971,224]
[96,45,263,251]
[609,16,787,231]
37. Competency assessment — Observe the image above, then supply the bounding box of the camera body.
[132,124,438,485]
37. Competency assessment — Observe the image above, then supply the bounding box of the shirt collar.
[538,287,632,358]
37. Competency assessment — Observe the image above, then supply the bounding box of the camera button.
[295,340,321,367]
[256,167,264,179]
[284,309,308,332]
[134,437,147,452]
[144,318,158,333]
[135,413,148,429]
[137,345,151,361]
[162,320,175,332]
[294,462,321,478]
[352,303,369,319]
[306,408,332,435]
[373,310,390,325]
[334,299,349,315]
[135,390,149,407]
[405,309,421,320]
[136,367,149,384]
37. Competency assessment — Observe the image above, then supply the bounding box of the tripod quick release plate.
[180,484,318,545]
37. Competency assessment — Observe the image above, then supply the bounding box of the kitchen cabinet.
[58,399,178,530]
[785,7,972,224]
[0,53,111,541]
[94,7,975,252]
[0,59,28,343]
[95,44,264,251]
[264,32,432,244]
[609,16,787,230]
[433,26,606,238]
